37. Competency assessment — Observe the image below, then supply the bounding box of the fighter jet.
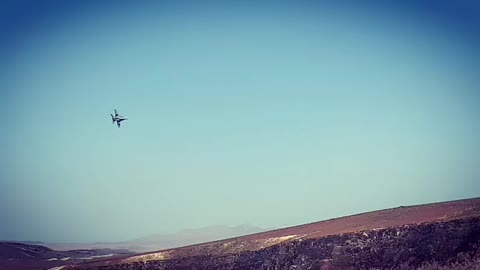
[110,109,127,128]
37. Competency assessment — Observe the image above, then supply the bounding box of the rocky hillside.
[67,197,480,269]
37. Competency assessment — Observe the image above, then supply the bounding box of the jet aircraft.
[110,109,127,128]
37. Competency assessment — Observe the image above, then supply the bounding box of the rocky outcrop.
[75,216,480,269]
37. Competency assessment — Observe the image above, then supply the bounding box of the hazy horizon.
[5,223,271,244]
[1,0,480,243]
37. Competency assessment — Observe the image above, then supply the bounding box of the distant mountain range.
[25,224,272,253]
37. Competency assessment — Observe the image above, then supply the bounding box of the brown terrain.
[61,197,480,270]
[0,242,133,270]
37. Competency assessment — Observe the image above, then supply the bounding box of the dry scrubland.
[66,198,480,270]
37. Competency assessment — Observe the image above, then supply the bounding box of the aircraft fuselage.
[111,110,127,127]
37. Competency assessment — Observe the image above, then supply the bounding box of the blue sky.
[1,1,479,243]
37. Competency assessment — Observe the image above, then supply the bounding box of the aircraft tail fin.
[110,114,114,123]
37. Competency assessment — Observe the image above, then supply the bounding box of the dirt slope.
[68,197,480,269]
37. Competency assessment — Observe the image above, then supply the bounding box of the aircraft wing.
[117,121,121,128]
[114,109,118,116]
